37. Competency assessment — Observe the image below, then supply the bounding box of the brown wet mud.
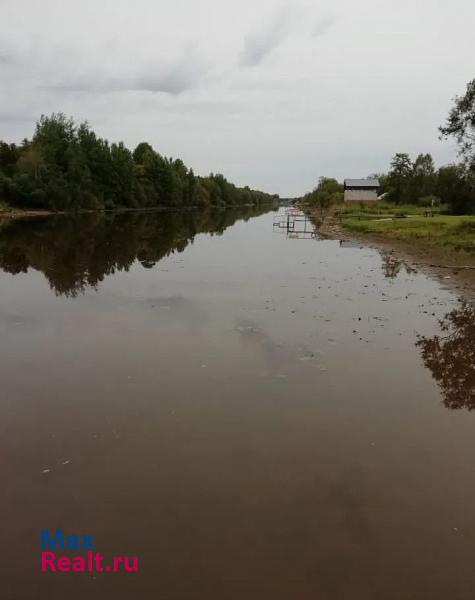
[314,213,475,302]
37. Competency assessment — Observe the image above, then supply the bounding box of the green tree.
[387,153,413,203]
[33,113,76,170]
[0,142,20,177]
[306,177,343,220]
[436,164,475,214]
[16,144,44,181]
[440,79,475,169]
[368,172,388,195]
[410,153,436,202]
[0,114,278,212]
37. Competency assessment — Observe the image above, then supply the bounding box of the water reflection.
[272,210,316,239]
[339,240,362,248]
[0,206,274,297]
[416,303,475,410]
[380,251,417,279]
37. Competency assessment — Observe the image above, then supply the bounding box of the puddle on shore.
[1,208,474,599]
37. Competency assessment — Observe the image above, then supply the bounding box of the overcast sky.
[1,0,474,197]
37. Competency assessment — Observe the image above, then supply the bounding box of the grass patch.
[342,215,475,253]
[337,201,447,218]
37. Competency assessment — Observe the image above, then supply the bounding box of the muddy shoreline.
[0,203,274,225]
[315,215,475,302]
[0,206,197,224]
[0,208,56,222]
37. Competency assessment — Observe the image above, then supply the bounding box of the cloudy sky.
[1,0,474,196]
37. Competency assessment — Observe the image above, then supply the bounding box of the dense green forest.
[0,205,274,296]
[0,114,278,211]
[370,153,475,214]
[303,78,475,215]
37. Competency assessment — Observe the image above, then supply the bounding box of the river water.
[1,207,474,599]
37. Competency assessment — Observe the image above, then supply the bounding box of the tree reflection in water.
[0,206,275,297]
[380,251,417,279]
[416,303,475,410]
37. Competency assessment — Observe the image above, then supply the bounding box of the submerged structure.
[344,178,379,202]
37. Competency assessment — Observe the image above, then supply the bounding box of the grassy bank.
[338,201,447,218]
[342,214,475,254]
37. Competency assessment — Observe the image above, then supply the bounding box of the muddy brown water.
[1,208,474,599]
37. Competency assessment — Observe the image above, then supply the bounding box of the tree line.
[303,78,475,215]
[0,114,278,212]
[373,153,474,214]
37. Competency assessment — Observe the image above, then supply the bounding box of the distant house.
[344,178,379,202]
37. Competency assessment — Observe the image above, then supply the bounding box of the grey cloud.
[0,91,38,124]
[156,100,241,115]
[0,111,35,123]
[135,49,209,94]
[42,44,211,96]
[313,15,337,37]
[239,10,289,67]
[0,52,13,64]
[0,0,471,197]
[50,77,124,94]
[51,73,201,95]
[0,42,18,65]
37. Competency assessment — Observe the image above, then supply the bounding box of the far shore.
[0,202,275,224]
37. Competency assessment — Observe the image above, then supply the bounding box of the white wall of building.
[344,189,378,202]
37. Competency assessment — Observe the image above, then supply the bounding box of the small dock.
[273,209,315,239]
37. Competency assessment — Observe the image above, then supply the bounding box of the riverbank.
[312,210,475,301]
[0,202,277,226]
[343,214,475,254]
[0,206,56,222]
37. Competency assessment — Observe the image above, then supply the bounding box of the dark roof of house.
[344,178,380,188]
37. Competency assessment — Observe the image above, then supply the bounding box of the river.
[1,207,474,599]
